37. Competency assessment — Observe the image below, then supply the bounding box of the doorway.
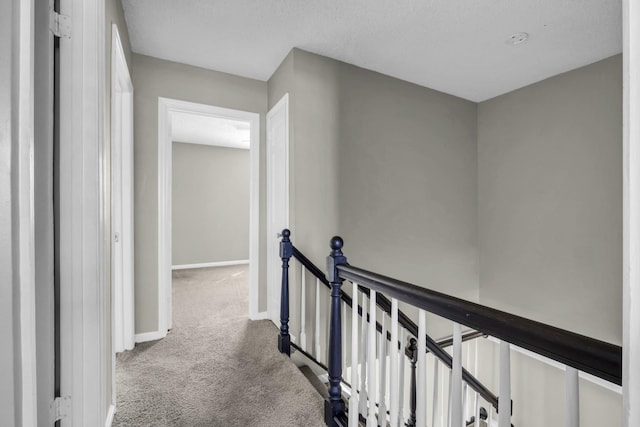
[157,98,260,335]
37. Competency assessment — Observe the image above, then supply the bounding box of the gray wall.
[132,54,267,333]
[478,55,622,345]
[268,49,479,345]
[268,51,294,113]
[290,50,342,266]
[337,57,479,304]
[172,143,250,265]
[269,49,479,300]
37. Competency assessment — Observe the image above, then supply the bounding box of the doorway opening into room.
[170,114,254,317]
[157,98,260,334]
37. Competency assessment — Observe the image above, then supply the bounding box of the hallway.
[113,265,325,426]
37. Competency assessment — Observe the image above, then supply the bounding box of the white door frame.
[57,0,109,425]
[157,97,261,334]
[266,93,290,325]
[111,24,135,354]
[6,0,38,425]
[623,0,640,426]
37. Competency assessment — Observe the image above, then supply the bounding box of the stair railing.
[325,237,622,427]
[277,230,622,427]
[277,230,502,427]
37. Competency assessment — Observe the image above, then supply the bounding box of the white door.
[266,94,290,324]
[112,25,135,353]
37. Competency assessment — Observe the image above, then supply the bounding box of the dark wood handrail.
[291,244,499,408]
[337,264,623,386]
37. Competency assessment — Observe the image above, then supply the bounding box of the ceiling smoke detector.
[506,32,529,46]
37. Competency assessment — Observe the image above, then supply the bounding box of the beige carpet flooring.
[113,265,325,427]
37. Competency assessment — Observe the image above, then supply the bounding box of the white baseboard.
[250,311,270,321]
[135,329,167,343]
[105,404,116,427]
[172,259,249,270]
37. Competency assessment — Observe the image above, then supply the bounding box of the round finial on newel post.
[282,229,290,241]
[330,236,343,256]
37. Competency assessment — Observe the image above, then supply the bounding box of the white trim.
[158,99,172,331]
[111,24,135,355]
[171,259,249,270]
[248,114,261,321]
[104,404,116,427]
[173,137,250,150]
[15,0,37,424]
[623,0,640,425]
[251,311,271,321]
[266,93,290,324]
[485,336,622,394]
[134,330,168,344]
[58,0,107,425]
[158,97,261,330]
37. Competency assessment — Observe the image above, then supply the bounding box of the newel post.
[278,229,293,356]
[325,236,347,426]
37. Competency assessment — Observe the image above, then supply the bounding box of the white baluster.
[432,359,439,427]
[367,290,377,426]
[565,366,580,427]
[447,370,452,427]
[462,383,468,426]
[473,340,480,427]
[390,298,400,427]
[289,261,297,349]
[474,393,480,427]
[440,364,446,427]
[359,292,369,416]
[465,339,472,421]
[416,309,427,427]
[315,278,322,363]
[349,282,360,427]
[379,313,388,425]
[451,323,463,427]
[397,328,406,427]
[498,341,511,427]
[300,268,307,350]
[342,300,347,375]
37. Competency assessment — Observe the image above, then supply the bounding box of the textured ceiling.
[121,0,621,102]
